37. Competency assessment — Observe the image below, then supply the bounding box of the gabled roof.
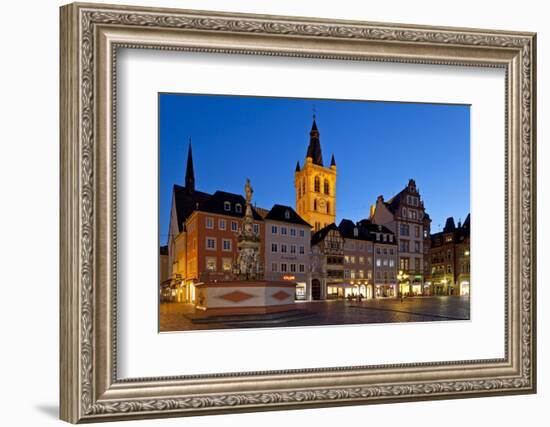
[265,204,311,227]
[338,219,370,241]
[311,223,340,246]
[173,184,211,232]
[357,219,397,243]
[197,190,264,220]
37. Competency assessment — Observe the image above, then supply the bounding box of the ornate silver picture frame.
[60,2,536,423]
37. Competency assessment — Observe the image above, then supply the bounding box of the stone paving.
[159,296,470,332]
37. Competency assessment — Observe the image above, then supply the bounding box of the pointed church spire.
[185,138,195,192]
[330,153,336,167]
[295,161,301,172]
[306,114,323,166]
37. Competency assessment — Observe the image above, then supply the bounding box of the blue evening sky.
[159,94,470,244]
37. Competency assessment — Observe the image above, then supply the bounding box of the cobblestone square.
[159,295,470,332]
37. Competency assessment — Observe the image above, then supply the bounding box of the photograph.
[158,94,471,332]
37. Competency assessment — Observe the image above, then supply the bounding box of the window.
[359,256,364,264]
[223,201,231,211]
[400,224,409,236]
[299,264,305,273]
[353,227,359,237]
[326,201,330,214]
[271,243,278,252]
[376,247,381,254]
[383,248,387,255]
[376,271,381,280]
[205,257,216,271]
[281,227,287,235]
[231,221,238,232]
[206,217,214,229]
[389,235,394,242]
[290,245,296,254]
[290,264,296,273]
[359,270,364,278]
[271,225,278,234]
[350,256,356,264]
[400,239,410,252]
[219,219,226,230]
[415,258,421,272]
[235,203,242,213]
[400,257,410,270]
[389,259,395,267]
[299,245,305,255]
[290,228,296,237]
[222,258,232,272]
[447,264,452,273]
[368,256,373,265]
[344,269,350,279]
[367,270,373,279]
[284,210,290,219]
[423,229,428,238]
[253,224,259,234]
[383,259,388,266]
[350,270,356,279]
[222,239,231,251]
[299,229,305,237]
[206,237,216,250]
[313,199,318,211]
[281,244,288,253]
[271,263,277,272]
[390,248,394,255]
[281,263,287,272]
[414,241,420,253]
[324,179,330,195]
[344,256,349,264]
[314,176,320,192]
[376,258,381,267]
[415,225,420,237]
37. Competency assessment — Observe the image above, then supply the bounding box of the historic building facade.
[166,144,264,304]
[310,224,344,300]
[263,204,312,300]
[294,117,337,232]
[427,215,470,296]
[370,179,429,296]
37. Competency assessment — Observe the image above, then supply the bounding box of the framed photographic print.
[60,2,537,423]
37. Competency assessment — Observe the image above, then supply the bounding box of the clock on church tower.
[294,116,337,232]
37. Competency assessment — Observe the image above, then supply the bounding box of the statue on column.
[234,178,263,280]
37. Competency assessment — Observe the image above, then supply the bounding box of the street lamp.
[397,270,409,298]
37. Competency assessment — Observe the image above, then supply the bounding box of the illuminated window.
[222,258,232,271]
[205,257,216,271]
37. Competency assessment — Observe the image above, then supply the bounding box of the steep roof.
[265,204,311,227]
[184,141,195,191]
[311,223,340,246]
[357,219,397,243]
[197,190,264,220]
[338,219,370,241]
[173,184,211,232]
[306,118,323,166]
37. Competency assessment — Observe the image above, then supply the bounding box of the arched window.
[302,179,305,194]
[313,199,318,211]
[326,200,330,214]
[314,176,320,192]
[324,179,330,195]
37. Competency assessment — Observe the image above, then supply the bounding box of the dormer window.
[235,203,242,213]
[353,227,359,237]
[224,201,231,211]
[285,210,290,219]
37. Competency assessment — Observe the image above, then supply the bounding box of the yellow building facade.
[294,118,337,231]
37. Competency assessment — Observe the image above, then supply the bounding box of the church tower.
[294,116,337,231]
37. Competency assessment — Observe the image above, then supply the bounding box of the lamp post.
[397,270,409,298]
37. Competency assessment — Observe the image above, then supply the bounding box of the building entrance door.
[312,279,321,300]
